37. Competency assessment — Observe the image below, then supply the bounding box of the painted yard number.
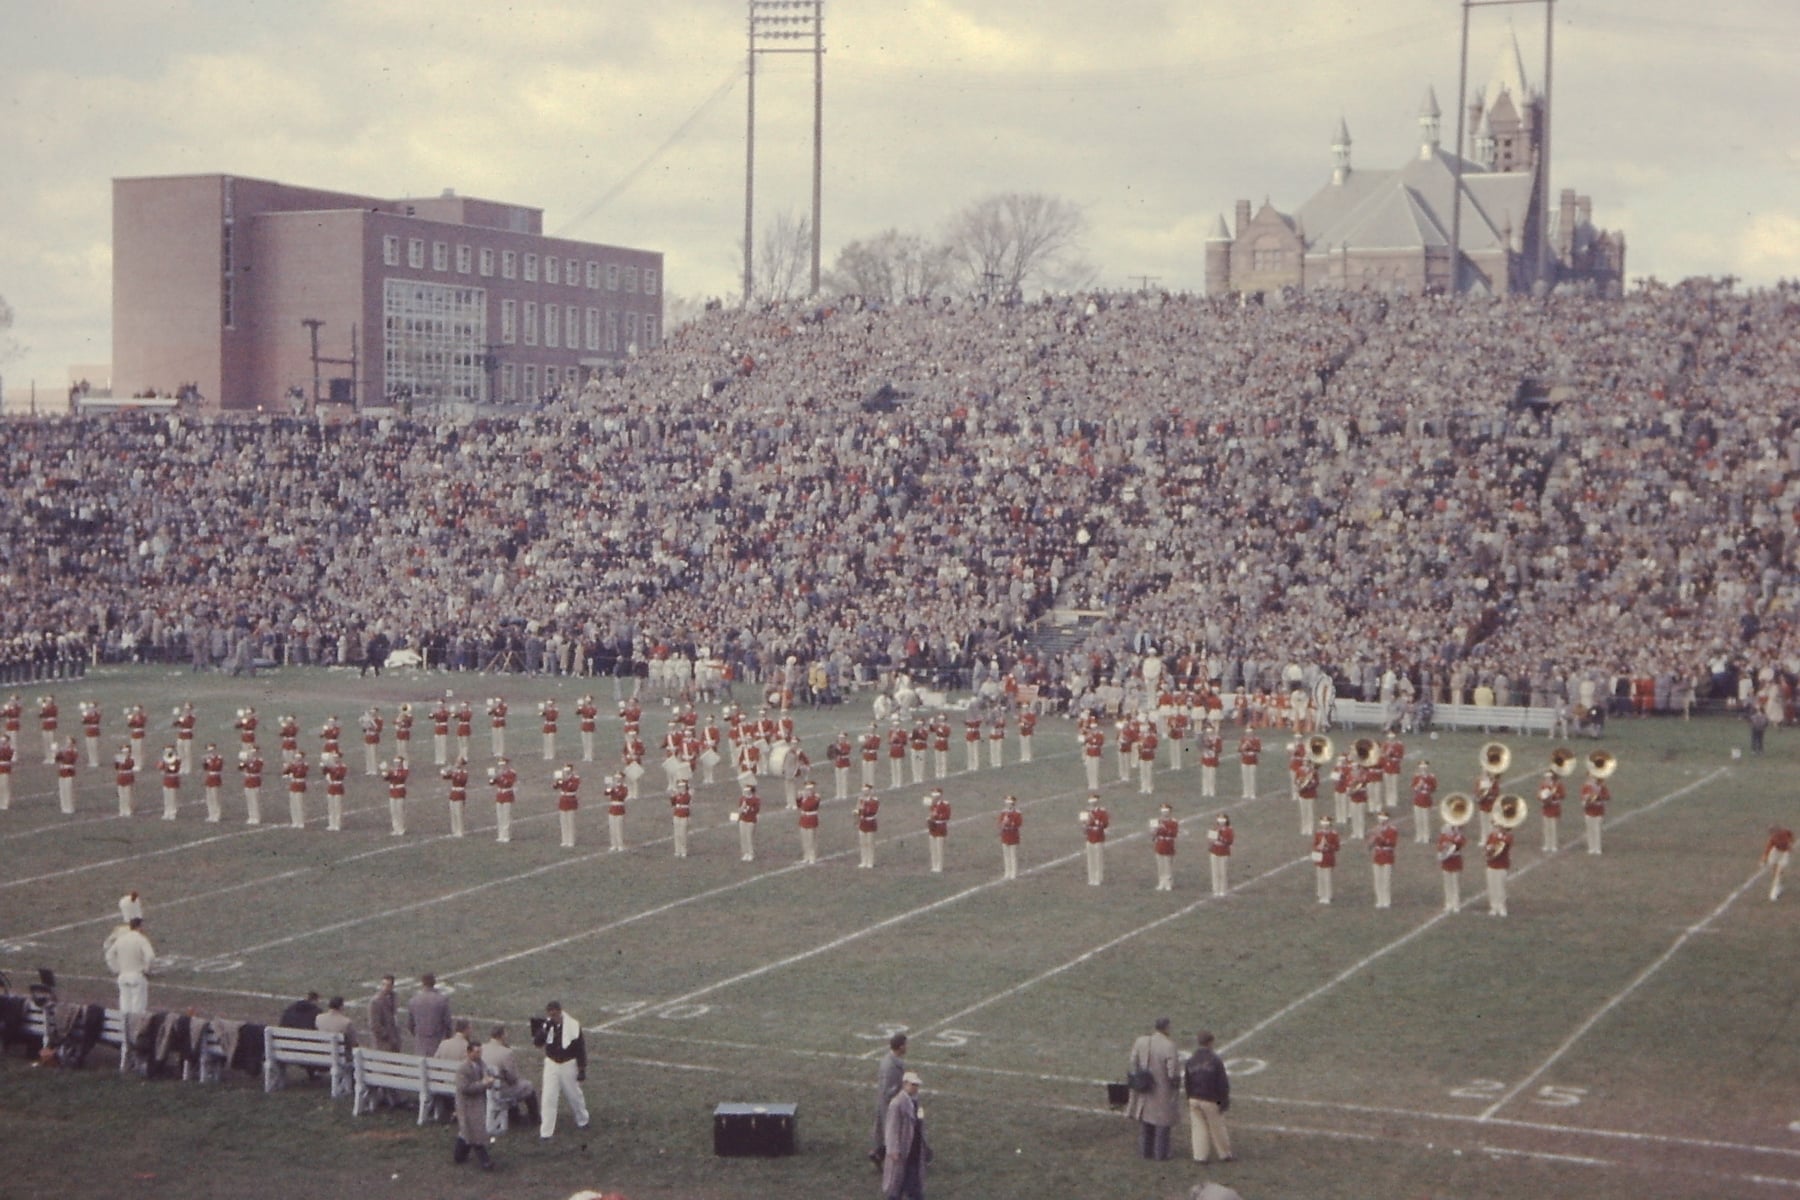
[1451,1078,1588,1107]
[595,1000,714,1021]
[856,1025,981,1049]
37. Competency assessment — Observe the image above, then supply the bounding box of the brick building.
[1205,38,1624,298]
[113,173,663,412]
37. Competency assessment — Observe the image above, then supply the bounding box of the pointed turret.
[1418,87,1441,160]
[1332,116,1353,185]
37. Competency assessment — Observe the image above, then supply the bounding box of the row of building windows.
[381,234,658,294]
[497,299,654,352]
[498,362,589,404]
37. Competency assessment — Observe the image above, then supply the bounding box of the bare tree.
[746,211,814,303]
[824,229,956,303]
[943,193,1092,299]
[0,294,20,365]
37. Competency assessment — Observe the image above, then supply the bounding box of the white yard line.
[1223,766,1727,1056]
[1476,863,1765,1121]
[1481,1144,1613,1166]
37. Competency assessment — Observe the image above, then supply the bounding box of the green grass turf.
[0,665,1796,1199]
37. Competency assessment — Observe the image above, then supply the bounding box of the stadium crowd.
[2,278,1797,714]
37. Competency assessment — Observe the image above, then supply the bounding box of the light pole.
[743,0,825,305]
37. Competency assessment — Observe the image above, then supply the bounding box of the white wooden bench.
[1433,703,1560,736]
[263,1026,350,1097]
[351,1047,513,1131]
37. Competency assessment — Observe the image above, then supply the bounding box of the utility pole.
[302,319,324,409]
[744,1,825,306]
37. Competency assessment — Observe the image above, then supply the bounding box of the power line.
[554,67,742,238]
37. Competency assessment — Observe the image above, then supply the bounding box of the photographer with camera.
[531,1001,590,1140]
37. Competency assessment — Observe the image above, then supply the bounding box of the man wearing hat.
[997,795,1023,881]
[735,784,761,861]
[924,788,951,873]
[1312,817,1339,904]
[1207,815,1234,897]
[869,1032,907,1167]
[1369,810,1399,908]
[1080,793,1109,886]
[881,1070,930,1200]
[1153,803,1179,891]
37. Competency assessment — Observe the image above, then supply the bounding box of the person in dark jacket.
[1183,1030,1233,1164]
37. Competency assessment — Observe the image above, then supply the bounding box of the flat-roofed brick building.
[113,173,663,412]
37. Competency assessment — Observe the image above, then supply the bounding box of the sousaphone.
[1480,741,1512,775]
[1438,792,1474,827]
[1494,793,1529,829]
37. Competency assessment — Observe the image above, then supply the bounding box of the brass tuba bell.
[1307,734,1335,764]
[1354,737,1382,768]
[1438,792,1474,827]
[1494,793,1530,829]
[1587,750,1617,779]
[1549,747,1577,777]
[1480,741,1512,775]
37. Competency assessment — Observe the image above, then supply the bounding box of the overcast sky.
[1,0,1795,396]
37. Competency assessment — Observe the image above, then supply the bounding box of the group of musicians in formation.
[5,688,1726,915]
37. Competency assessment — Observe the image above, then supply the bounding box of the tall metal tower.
[743,1,825,305]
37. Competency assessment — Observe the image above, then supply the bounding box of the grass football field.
[0,665,1795,1200]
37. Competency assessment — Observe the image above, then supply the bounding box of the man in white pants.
[104,917,156,1014]
[533,1001,590,1140]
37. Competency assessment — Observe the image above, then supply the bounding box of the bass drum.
[769,743,804,780]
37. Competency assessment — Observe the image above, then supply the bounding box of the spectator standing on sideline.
[451,1040,496,1169]
[483,1025,540,1126]
[1182,1030,1233,1164]
[408,973,453,1057]
[869,1032,907,1166]
[881,1071,929,1200]
[369,975,402,1051]
[1126,1016,1182,1160]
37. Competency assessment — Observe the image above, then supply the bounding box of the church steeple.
[1331,116,1352,185]
[1418,86,1441,160]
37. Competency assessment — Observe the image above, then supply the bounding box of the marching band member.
[734,784,761,861]
[1116,718,1135,783]
[861,724,881,790]
[669,779,692,858]
[1286,735,1306,806]
[359,707,382,776]
[1237,728,1261,800]
[553,763,580,848]
[997,795,1023,881]
[1152,803,1179,891]
[1295,755,1321,836]
[454,699,474,760]
[909,719,929,785]
[39,694,60,764]
[1368,810,1398,909]
[173,702,197,774]
[1136,720,1159,795]
[605,772,629,852]
[1537,771,1565,853]
[279,713,301,757]
[1312,817,1339,904]
[490,757,517,843]
[700,715,724,785]
[320,714,343,759]
[80,701,102,768]
[828,732,853,802]
[55,735,79,813]
[931,713,952,778]
[1437,816,1467,913]
[924,788,951,873]
[1347,760,1371,840]
[1410,760,1438,845]
[1763,825,1793,901]
[127,703,148,759]
[393,703,413,759]
[888,721,909,790]
[1380,731,1405,810]
[239,745,264,825]
[1163,708,1186,771]
[1082,722,1106,792]
[0,733,11,810]
[1581,773,1610,855]
[0,695,19,757]
[796,781,822,864]
[1484,822,1513,917]
[540,700,559,761]
[576,695,598,763]
[322,750,349,831]
[382,755,410,836]
[282,749,309,830]
[201,743,225,823]
[856,784,881,869]
[963,713,983,773]
[1475,768,1501,841]
[114,742,137,817]
[1017,708,1037,763]
[1080,793,1109,886]
[440,756,469,838]
[622,730,646,799]
[487,697,509,759]
[430,695,452,766]
[1199,725,1222,799]
[987,712,1007,769]
[1208,814,1234,897]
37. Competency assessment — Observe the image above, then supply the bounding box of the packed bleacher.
[3,277,1798,710]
